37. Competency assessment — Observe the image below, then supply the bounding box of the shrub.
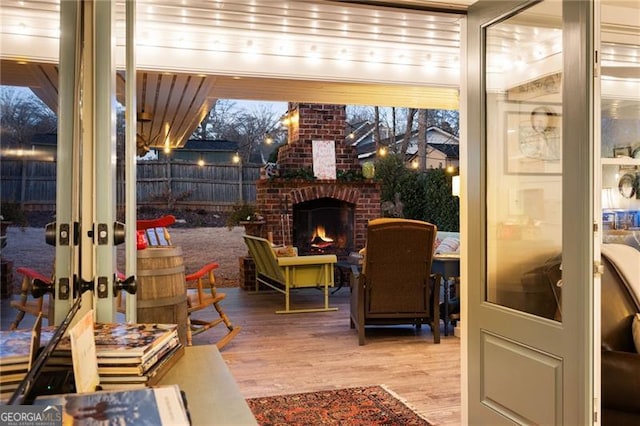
[226,202,263,229]
[0,202,28,227]
[374,154,459,232]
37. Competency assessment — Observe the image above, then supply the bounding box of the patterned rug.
[246,385,432,426]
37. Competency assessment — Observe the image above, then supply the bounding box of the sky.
[230,100,288,115]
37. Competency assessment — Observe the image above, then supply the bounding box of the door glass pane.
[485,1,563,321]
[600,1,640,249]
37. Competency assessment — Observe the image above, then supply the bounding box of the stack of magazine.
[49,323,184,390]
[0,327,55,401]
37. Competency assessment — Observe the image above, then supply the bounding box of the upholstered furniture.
[243,235,337,314]
[350,218,440,345]
[600,243,640,425]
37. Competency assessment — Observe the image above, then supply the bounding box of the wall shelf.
[601,158,640,166]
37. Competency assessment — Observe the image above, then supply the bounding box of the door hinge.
[594,260,604,277]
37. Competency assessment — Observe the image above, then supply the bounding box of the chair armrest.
[185,262,219,282]
[16,267,51,284]
[136,215,176,230]
[277,254,337,266]
[601,350,640,413]
[350,264,360,279]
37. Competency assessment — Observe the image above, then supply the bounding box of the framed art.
[312,140,336,180]
[504,104,562,175]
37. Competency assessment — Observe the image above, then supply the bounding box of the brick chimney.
[253,102,380,263]
[276,103,360,173]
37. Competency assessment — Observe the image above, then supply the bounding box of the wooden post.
[238,162,243,202]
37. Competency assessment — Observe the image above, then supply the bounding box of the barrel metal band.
[136,265,185,277]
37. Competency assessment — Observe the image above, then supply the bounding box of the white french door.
[464,1,596,424]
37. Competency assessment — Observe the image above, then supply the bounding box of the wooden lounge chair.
[350,218,441,345]
[243,235,338,314]
[10,267,54,330]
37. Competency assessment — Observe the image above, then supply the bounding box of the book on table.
[0,319,57,399]
[0,326,55,368]
[46,322,183,388]
[33,383,191,426]
[53,322,178,363]
[97,344,185,387]
[48,334,181,376]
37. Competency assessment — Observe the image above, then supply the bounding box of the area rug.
[246,385,432,426]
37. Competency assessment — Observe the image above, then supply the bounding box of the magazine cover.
[0,325,55,366]
[34,384,190,425]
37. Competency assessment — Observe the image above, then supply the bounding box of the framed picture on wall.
[504,104,562,175]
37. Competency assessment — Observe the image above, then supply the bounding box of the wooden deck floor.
[1,287,461,425]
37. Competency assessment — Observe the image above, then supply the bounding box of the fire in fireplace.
[293,198,354,256]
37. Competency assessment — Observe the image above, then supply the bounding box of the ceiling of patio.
[1,0,472,149]
[1,0,638,149]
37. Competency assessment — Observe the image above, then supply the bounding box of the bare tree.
[0,87,57,148]
[426,109,459,135]
[346,105,374,123]
[192,99,239,140]
[390,107,397,150]
[417,109,427,170]
[400,108,417,155]
[233,104,285,163]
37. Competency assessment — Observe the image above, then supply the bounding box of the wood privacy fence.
[1,158,262,211]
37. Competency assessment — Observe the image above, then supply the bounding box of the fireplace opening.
[293,198,355,257]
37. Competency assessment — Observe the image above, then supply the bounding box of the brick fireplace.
[256,103,381,256]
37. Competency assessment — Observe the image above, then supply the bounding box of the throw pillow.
[274,245,297,257]
[633,313,640,353]
[435,237,460,254]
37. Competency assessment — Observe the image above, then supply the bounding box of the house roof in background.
[182,139,239,151]
[31,133,57,146]
[355,126,459,160]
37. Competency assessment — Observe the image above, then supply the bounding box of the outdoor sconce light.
[198,155,205,167]
[452,175,460,197]
[378,146,387,157]
[232,152,241,164]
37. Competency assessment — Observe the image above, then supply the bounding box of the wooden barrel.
[136,246,188,345]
